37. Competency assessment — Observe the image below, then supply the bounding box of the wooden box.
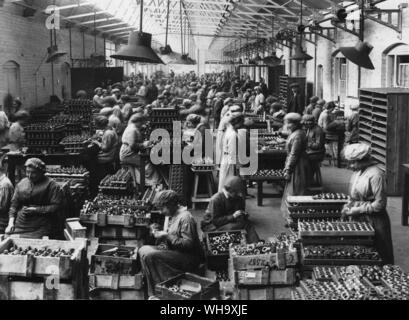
[236,268,270,286]
[230,249,286,270]
[89,288,146,300]
[205,230,246,271]
[155,273,220,300]
[270,269,296,285]
[90,244,139,276]
[0,238,87,280]
[65,218,87,239]
[94,225,146,240]
[236,286,274,300]
[273,286,293,300]
[89,272,144,290]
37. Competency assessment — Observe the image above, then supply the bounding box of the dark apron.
[13,210,52,239]
[355,211,394,265]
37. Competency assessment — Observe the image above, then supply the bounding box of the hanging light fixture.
[338,1,375,70]
[263,16,283,66]
[111,0,163,64]
[290,0,313,62]
[254,24,263,63]
[46,2,67,63]
[159,0,172,54]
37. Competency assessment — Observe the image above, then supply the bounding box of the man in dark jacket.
[201,176,259,243]
[287,83,304,114]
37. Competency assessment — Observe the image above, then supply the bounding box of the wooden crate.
[94,225,148,240]
[273,286,294,300]
[90,244,139,276]
[155,273,220,300]
[269,269,296,285]
[0,277,76,300]
[89,288,146,300]
[205,230,247,271]
[236,286,274,300]
[233,268,296,286]
[230,249,286,270]
[0,238,87,280]
[65,218,87,239]
[89,273,144,290]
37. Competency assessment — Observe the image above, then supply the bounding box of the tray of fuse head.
[286,194,350,212]
[298,221,375,238]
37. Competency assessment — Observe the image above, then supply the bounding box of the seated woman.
[120,113,161,187]
[139,190,204,297]
[5,158,62,239]
[201,176,260,243]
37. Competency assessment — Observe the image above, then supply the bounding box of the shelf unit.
[358,88,409,195]
[279,75,306,108]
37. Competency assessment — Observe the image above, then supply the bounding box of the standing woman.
[8,111,29,152]
[218,113,245,192]
[342,143,394,264]
[139,190,203,297]
[0,160,13,234]
[281,113,309,212]
[5,158,62,239]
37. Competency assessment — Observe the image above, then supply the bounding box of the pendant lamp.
[290,0,313,62]
[111,0,163,64]
[46,27,67,63]
[337,1,375,70]
[339,41,375,70]
[263,17,283,66]
[159,0,173,55]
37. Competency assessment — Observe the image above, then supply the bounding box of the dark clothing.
[0,175,13,233]
[305,125,325,161]
[139,208,203,296]
[9,177,62,239]
[281,129,309,213]
[287,93,303,114]
[220,80,231,93]
[146,85,159,104]
[213,99,224,128]
[312,107,323,123]
[201,192,259,243]
[345,111,359,144]
[259,83,268,97]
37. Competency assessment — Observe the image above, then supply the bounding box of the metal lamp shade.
[339,41,375,70]
[290,44,313,61]
[111,32,164,64]
[46,45,67,63]
[263,52,283,66]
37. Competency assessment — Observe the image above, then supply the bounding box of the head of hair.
[325,101,337,110]
[121,95,130,103]
[153,190,180,208]
[76,90,87,99]
[95,115,109,129]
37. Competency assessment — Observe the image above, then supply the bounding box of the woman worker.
[202,176,259,243]
[218,113,245,192]
[281,113,309,212]
[120,113,161,188]
[342,143,394,264]
[5,158,62,239]
[0,159,13,233]
[139,190,203,297]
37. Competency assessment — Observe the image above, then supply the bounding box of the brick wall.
[0,2,106,110]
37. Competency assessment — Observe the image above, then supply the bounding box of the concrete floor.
[192,165,409,272]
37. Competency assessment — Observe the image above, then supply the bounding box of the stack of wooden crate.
[89,244,146,300]
[0,237,88,300]
[229,238,299,300]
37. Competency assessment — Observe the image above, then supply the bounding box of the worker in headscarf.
[139,190,204,297]
[304,96,319,115]
[8,110,29,152]
[281,113,309,213]
[93,87,104,109]
[302,114,325,186]
[76,90,87,99]
[345,104,360,144]
[202,176,260,243]
[312,99,326,123]
[0,158,13,234]
[287,83,304,114]
[125,80,137,96]
[342,143,394,264]
[6,158,62,239]
[111,88,122,105]
[252,86,265,114]
[218,113,245,192]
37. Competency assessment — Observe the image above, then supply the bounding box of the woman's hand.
[233,210,245,220]
[153,231,168,239]
[5,223,14,235]
[142,141,152,148]
[348,207,362,216]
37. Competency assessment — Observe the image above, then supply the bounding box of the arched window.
[382,43,409,88]
[3,61,21,98]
